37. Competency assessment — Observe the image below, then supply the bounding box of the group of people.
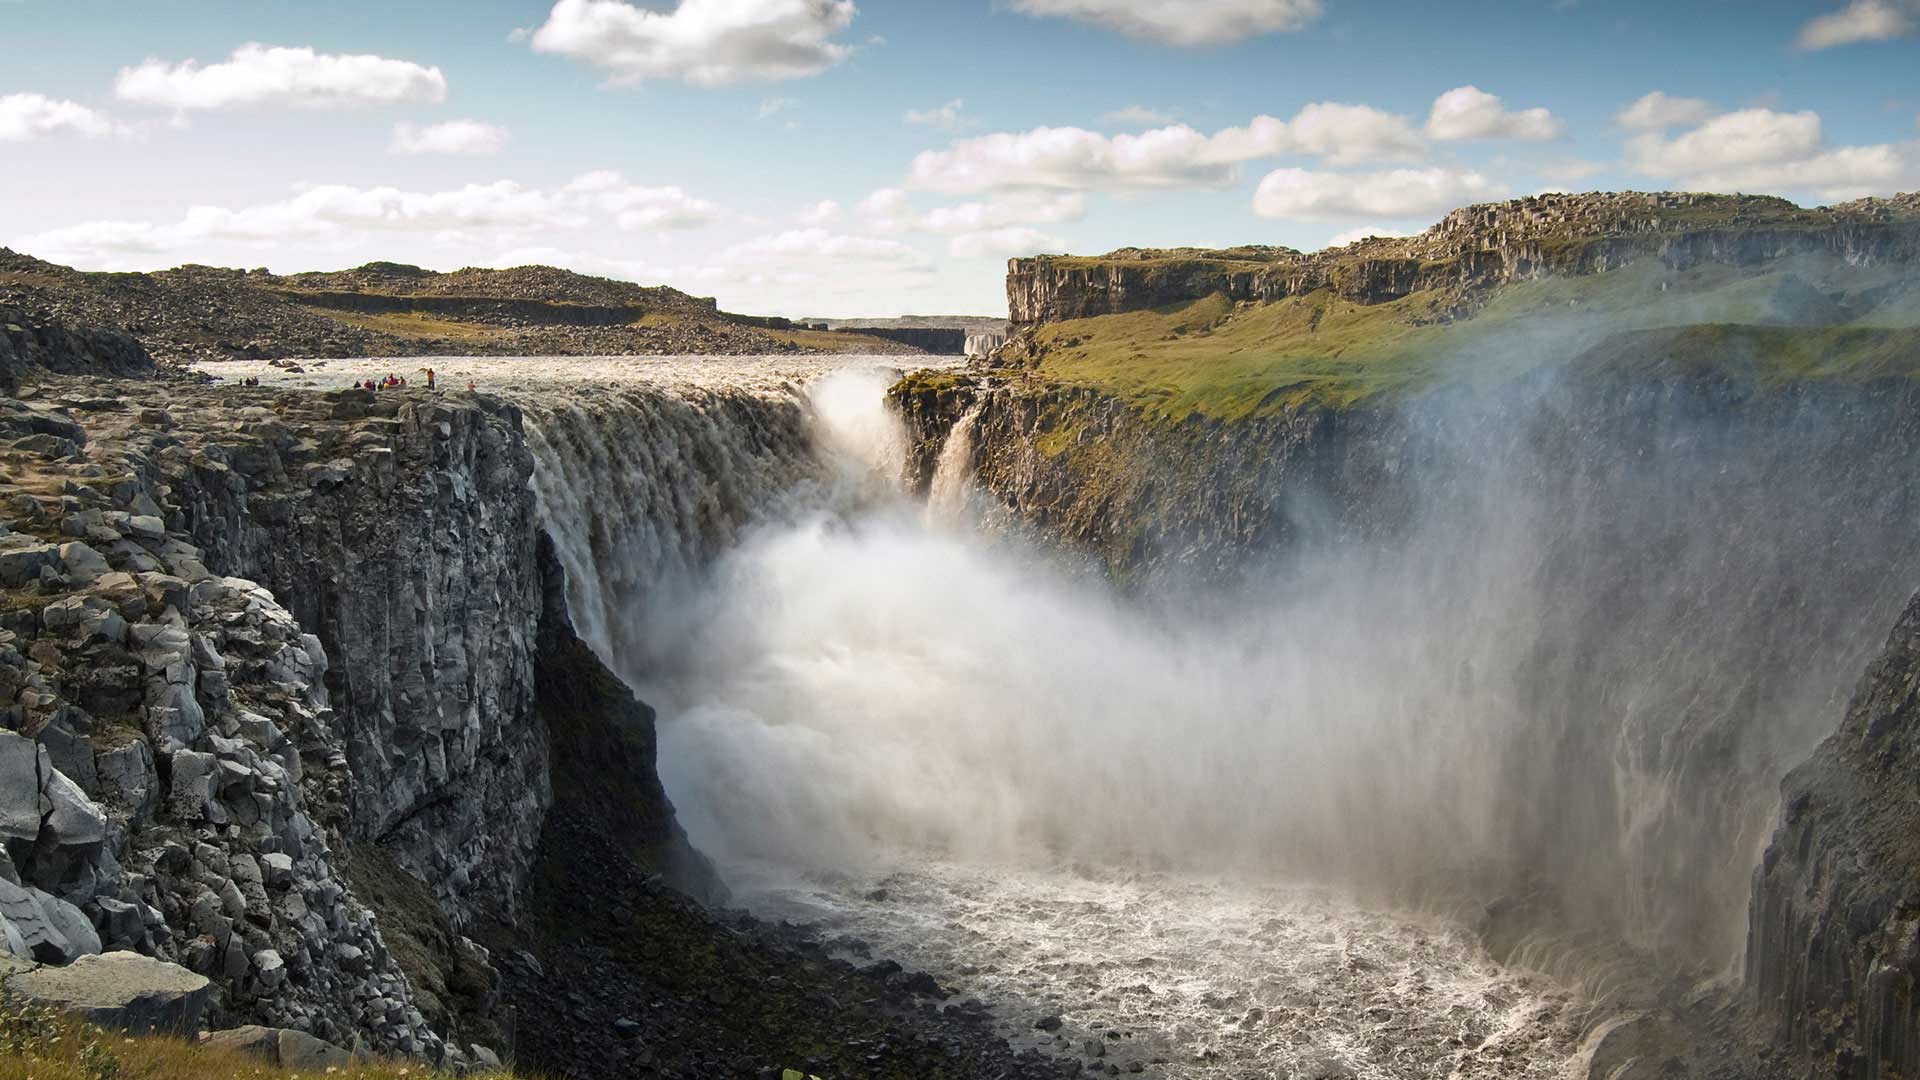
[346,368,472,392]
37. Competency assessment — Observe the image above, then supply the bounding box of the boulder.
[41,767,106,849]
[0,730,44,847]
[202,1025,354,1070]
[0,541,59,587]
[0,911,29,960]
[58,542,110,585]
[7,951,210,1035]
[0,877,71,962]
[28,887,100,959]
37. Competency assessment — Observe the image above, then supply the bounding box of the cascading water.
[925,403,983,520]
[217,354,1920,1078]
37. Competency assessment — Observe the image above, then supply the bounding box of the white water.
[207,353,1920,1078]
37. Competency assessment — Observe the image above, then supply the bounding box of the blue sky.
[2,0,1916,316]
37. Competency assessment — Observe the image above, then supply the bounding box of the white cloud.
[1325,225,1411,248]
[22,173,734,267]
[1616,91,1716,131]
[1287,102,1424,164]
[757,96,797,120]
[1625,108,1824,175]
[1425,86,1562,141]
[917,192,1086,234]
[905,99,965,131]
[1796,0,1914,49]
[25,181,570,264]
[1253,167,1504,220]
[1624,107,1911,200]
[909,103,1419,194]
[114,43,447,110]
[855,188,1084,243]
[796,199,844,225]
[529,0,858,86]
[723,227,928,266]
[948,226,1063,258]
[1103,105,1176,127]
[1537,158,1607,185]
[0,93,115,141]
[1681,146,1908,199]
[562,170,729,229]
[854,187,914,233]
[390,119,510,155]
[1008,0,1324,46]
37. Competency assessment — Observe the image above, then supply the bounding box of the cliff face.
[1006,192,1920,328]
[0,372,723,1065]
[152,388,548,929]
[1748,592,1920,1078]
[0,383,447,1057]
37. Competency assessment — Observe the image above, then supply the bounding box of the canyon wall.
[0,371,730,1064]
[1748,592,1920,1078]
[1007,192,1920,328]
[158,388,548,929]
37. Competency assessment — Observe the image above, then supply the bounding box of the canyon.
[0,190,1917,1080]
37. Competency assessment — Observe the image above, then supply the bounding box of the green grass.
[0,991,519,1080]
[1016,260,1920,425]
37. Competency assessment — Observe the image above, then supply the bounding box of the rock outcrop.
[0,307,154,392]
[1006,192,1920,328]
[1748,591,1920,1078]
[153,387,549,929]
[2,951,212,1035]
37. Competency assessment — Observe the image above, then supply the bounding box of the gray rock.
[167,750,218,821]
[8,951,210,1034]
[0,730,45,847]
[0,912,29,960]
[58,542,110,585]
[94,897,144,949]
[252,948,285,990]
[41,766,105,849]
[202,1025,354,1071]
[0,878,70,962]
[37,718,97,796]
[95,740,157,823]
[0,541,59,586]
[260,852,294,889]
[29,887,99,958]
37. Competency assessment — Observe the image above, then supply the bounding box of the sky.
[1,0,1917,318]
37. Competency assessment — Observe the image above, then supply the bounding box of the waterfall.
[506,359,1919,985]
[924,404,982,520]
[514,366,910,689]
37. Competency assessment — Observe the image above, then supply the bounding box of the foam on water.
[738,860,1586,1079]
